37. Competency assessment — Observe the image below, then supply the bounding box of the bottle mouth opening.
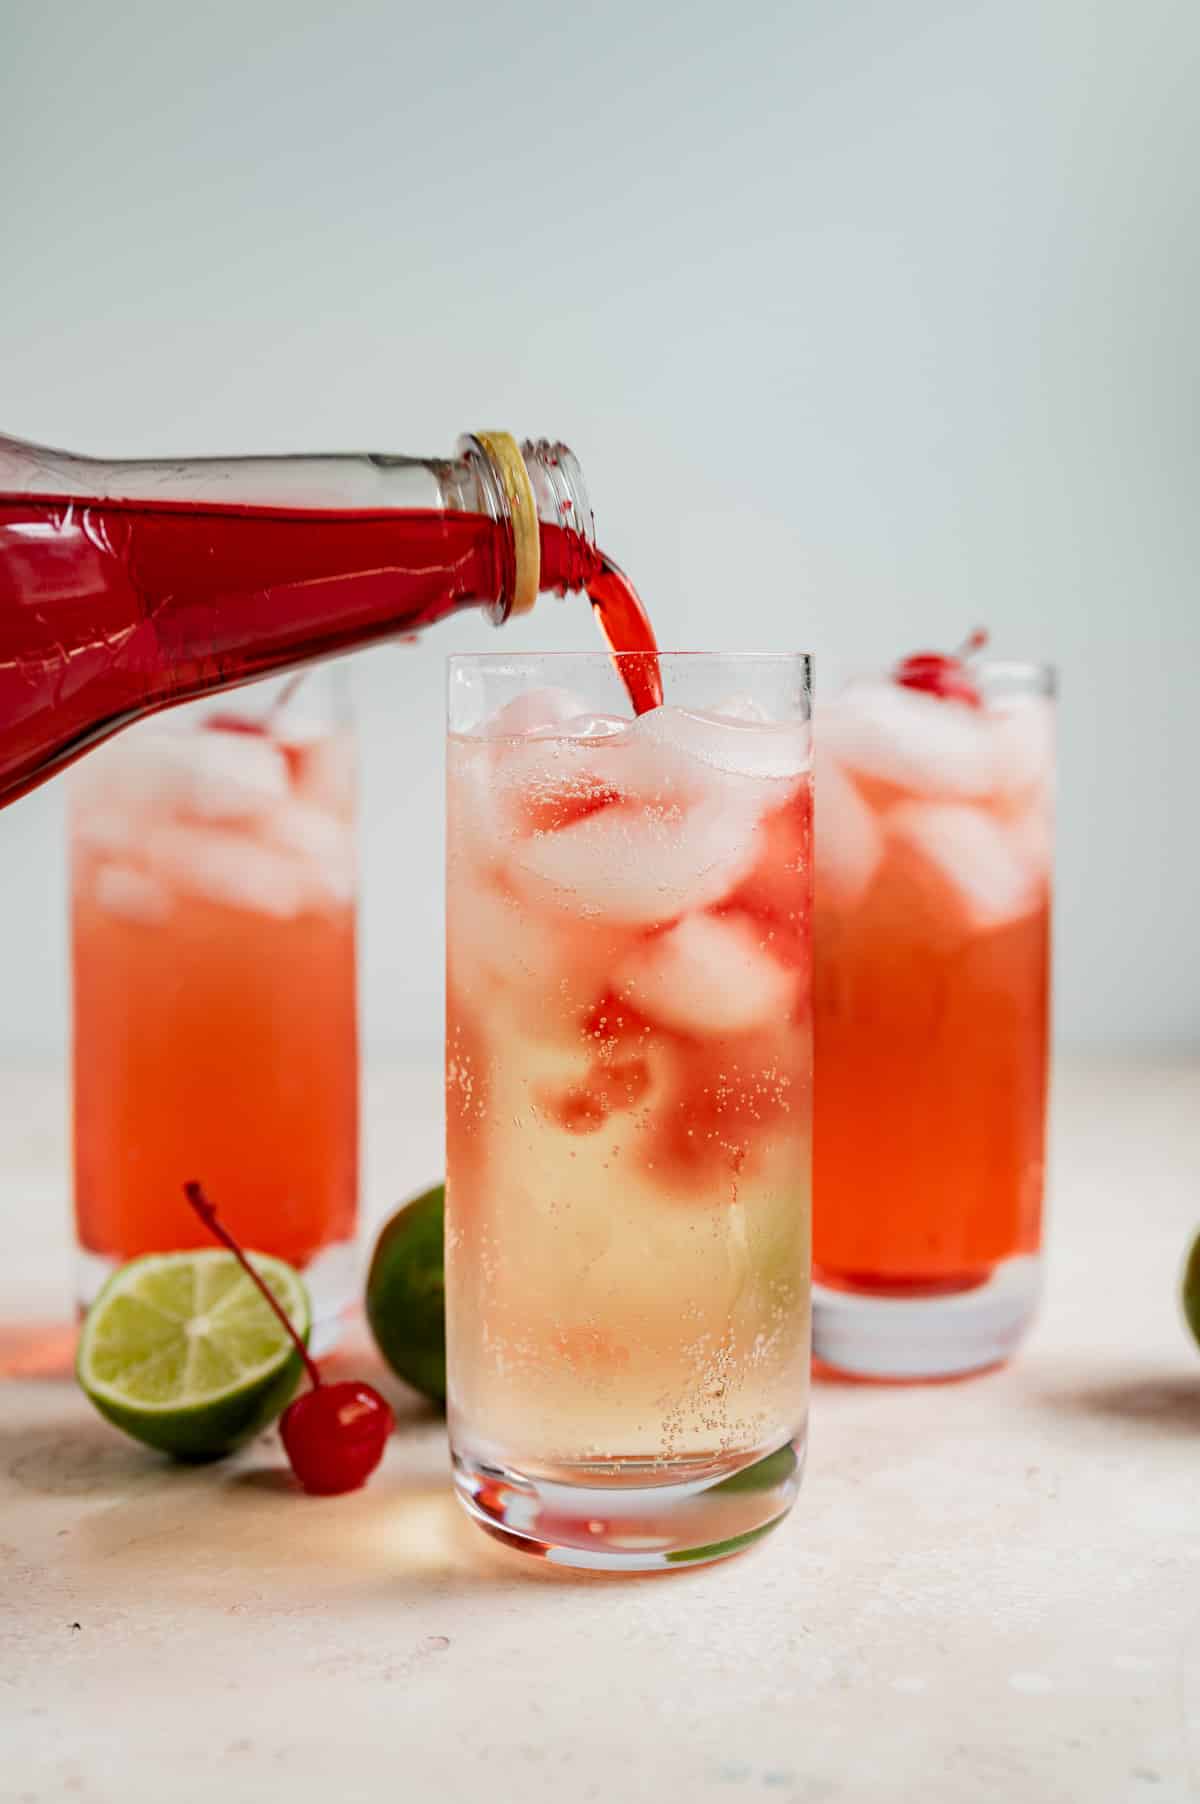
[520,440,595,552]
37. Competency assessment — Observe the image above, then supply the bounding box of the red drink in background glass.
[69,681,360,1347]
[812,659,1054,1379]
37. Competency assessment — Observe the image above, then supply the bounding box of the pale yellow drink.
[445,671,812,1565]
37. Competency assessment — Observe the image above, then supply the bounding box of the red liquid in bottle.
[0,494,660,807]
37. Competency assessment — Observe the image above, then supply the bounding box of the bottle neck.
[456,433,596,621]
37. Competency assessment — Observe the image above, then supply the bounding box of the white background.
[1,0,1196,1055]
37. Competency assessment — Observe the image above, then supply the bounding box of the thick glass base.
[75,1236,358,1356]
[451,1434,805,1571]
[812,1254,1041,1380]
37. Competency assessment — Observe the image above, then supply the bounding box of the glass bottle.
[0,429,598,808]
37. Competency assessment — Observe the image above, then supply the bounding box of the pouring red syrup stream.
[585,553,664,715]
[183,1181,393,1495]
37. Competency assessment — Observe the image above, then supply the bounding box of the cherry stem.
[182,1181,321,1390]
[267,669,306,723]
[958,628,989,659]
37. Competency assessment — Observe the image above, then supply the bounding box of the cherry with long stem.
[183,1181,393,1496]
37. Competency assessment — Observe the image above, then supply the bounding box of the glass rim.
[446,649,813,666]
[842,657,1057,695]
[978,658,1057,692]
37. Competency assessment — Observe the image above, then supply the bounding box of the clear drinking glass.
[70,670,358,1352]
[812,660,1054,1377]
[445,652,813,1569]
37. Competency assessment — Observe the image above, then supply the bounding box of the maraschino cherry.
[895,628,989,707]
[183,1182,393,1495]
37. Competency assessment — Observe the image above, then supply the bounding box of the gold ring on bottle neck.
[472,430,540,617]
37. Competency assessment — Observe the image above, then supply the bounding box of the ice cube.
[508,795,761,926]
[813,750,884,905]
[179,731,293,820]
[447,739,505,863]
[820,684,996,798]
[491,703,799,831]
[66,733,156,816]
[483,687,587,739]
[990,698,1055,800]
[447,868,620,1043]
[447,872,558,992]
[446,872,523,996]
[262,801,356,902]
[92,864,171,924]
[888,802,1042,929]
[545,712,631,741]
[710,694,773,724]
[632,706,811,791]
[290,731,356,818]
[91,728,292,823]
[71,805,138,859]
[619,913,798,1036]
[143,824,315,918]
[1006,797,1054,882]
[489,729,644,841]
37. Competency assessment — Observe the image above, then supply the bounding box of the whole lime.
[1182,1228,1200,1351]
[366,1184,445,1408]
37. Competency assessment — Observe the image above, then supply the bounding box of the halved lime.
[77,1248,310,1461]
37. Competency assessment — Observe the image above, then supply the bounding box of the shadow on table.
[1,1370,703,1595]
[24,1416,692,1601]
[1030,1371,1200,1436]
[0,1413,167,1499]
[72,1465,705,1596]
